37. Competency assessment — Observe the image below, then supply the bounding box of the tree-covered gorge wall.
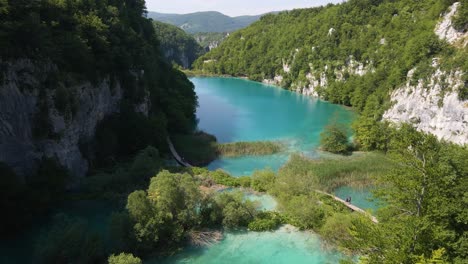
[153,21,205,68]
[0,0,197,179]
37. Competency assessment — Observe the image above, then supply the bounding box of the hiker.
[348,197,352,204]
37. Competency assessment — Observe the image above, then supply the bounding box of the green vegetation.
[172,133,283,165]
[148,11,262,33]
[320,123,351,154]
[195,0,467,150]
[108,253,142,264]
[106,170,259,257]
[0,0,197,157]
[239,126,466,262]
[83,146,163,199]
[251,169,276,192]
[363,125,468,263]
[248,211,284,231]
[0,0,200,236]
[453,0,468,32]
[217,141,282,157]
[172,132,218,166]
[276,152,393,192]
[153,21,205,68]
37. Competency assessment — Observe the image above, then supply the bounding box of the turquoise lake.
[192,77,355,176]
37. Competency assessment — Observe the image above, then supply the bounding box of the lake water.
[156,227,344,264]
[334,186,379,212]
[193,77,355,176]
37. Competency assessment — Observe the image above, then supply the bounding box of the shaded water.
[0,200,116,264]
[193,77,355,176]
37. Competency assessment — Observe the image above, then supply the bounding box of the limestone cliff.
[0,59,125,179]
[383,2,468,145]
[383,62,467,145]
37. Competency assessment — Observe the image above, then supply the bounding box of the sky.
[146,0,344,17]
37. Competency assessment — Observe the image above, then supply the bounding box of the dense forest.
[195,0,467,149]
[153,20,205,68]
[193,32,228,51]
[0,0,197,237]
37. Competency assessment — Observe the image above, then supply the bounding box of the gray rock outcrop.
[0,59,124,179]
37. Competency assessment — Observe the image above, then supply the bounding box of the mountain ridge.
[147,11,267,33]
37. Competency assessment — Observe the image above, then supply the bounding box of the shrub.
[251,169,276,192]
[248,211,284,231]
[320,123,350,154]
[108,253,142,264]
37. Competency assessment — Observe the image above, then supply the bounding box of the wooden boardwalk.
[167,137,192,167]
[315,190,379,223]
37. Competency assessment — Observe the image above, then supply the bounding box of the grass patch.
[216,141,282,157]
[172,132,283,166]
[275,152,394,194]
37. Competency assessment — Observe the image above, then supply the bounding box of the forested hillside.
[153,21,204,68]
[195,0,468,147]
[193,32,228,51]
[0,0,197,235]
[148,11,262,33]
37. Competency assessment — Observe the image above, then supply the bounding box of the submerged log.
[189,230,223,247]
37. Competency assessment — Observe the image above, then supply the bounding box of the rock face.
[262,55,372,97]
[0,59,123,179]
[163,48,190,68]
[383,64,468,145]
[383,3,468,145]
[435,2,468,48]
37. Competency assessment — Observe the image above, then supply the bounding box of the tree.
[215,192,257,228]
[108,253,142,264]
[366,125,468,263]
[320,122,350,154]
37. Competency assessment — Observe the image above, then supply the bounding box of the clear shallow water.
[193,77,355,176]
[334,186,379,212]
[245,193,278,211]
[154,227,344,264]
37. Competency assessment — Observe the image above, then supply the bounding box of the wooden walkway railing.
[167,137,192,167]
[315,190,379,223]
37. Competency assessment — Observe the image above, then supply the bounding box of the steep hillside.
[0,1,197,179]
[195,0,468,147]
[153,21,205,68]
[193,32,229,51]
[148,11,262,33]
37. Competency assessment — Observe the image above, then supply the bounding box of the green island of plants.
[171,132,283,165]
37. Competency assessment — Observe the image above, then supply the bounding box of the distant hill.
[147,11,263,33]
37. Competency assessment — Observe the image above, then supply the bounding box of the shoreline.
[185,71,357,112]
